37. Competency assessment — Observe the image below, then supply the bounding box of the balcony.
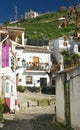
[16,60,62,73]
[22,62,49,71]
[16,61,50,71]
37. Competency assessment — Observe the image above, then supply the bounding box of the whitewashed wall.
[16,69,49,87]
[16,49,51,67]
[56,75,65,123]
[16,48,51,87]
[70,67,80,129]
[56,66,80,129]
[53,38,71,51]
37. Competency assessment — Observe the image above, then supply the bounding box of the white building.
[50,37,71,51]
[16,45,52,88]
[0,26,25,113]
[71,39,80,55]
[24,9,39,19]
[0,33,17,113]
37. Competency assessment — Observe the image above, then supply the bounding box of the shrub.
[0,98,4,121]
[17,85,25,92]
[41,87,55,95]
[27,87,41,93]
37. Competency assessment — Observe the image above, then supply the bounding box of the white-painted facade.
[0,27,25,112]
[50,37,71,51]
[71,40,80,55]
[0,42,17,112]
[56,66,80,129]
[16,45,52,87]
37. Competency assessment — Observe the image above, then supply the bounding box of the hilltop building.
[49,37,71,51]
[24,9,40,19]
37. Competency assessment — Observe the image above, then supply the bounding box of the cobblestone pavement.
[1,106,55,130]
[0,92,55,130]
[1,113,32,130]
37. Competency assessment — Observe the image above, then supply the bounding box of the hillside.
[4,7,80,44]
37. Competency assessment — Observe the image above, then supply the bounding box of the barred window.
[26,76,32,84]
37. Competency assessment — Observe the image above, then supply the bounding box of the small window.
[37,80,40,83]
[26,76,32,84]
[17,58,20,61]
[63,42,67,46]
[19,79,22,82]
[6,82,9,93]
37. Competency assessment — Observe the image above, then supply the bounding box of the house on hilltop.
[49,37,71,52]
[24,9,40,19]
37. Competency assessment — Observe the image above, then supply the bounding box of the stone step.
[3,113,15,120]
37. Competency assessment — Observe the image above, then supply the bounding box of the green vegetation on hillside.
[4,7,80,43]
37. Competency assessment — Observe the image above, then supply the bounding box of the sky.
[0,0,78,24]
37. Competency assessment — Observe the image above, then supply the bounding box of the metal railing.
[25,62,49,71]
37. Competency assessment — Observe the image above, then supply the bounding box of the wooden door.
[33,57,39,67]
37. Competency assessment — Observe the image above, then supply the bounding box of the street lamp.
[22,58,26,67]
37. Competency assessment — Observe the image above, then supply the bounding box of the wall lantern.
[22,58,26,67]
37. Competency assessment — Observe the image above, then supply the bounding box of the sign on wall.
[2,44,9,67]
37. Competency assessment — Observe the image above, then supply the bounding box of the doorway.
[40,78,47,88]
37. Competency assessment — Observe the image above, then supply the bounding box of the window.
[26,76,32,84]
[63,42,67,46]
[6,82,9,93]
[11,56,15,72]
[17,57,20,61]
[19,79,22,82]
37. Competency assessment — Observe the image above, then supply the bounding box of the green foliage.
[41,87,55,95]
[61,51,80,68]
[27,87,41,93]
[17,86,41,93]
[17,85,25,92]
[0,98,4,121]
[6,10,76,42]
